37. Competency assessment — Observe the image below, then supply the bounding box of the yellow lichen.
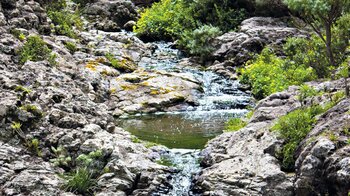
[85,60,98,71]
[120,84,138,91]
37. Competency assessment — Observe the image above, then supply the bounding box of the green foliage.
[47,10,83,38]
[19,35,53,65]
[284,35,333,78]
[131,135,142,143]
[179,25,221,61]
[71,0,95,6]
[272,105,325,170]
[20,104,43,118]
[134,0,196,40]
[134,0,247,41]
[191,0,247,32]
[26,138,42,157]
[15,85,32,94]
[224,117,247,132]
[64,42,77,54]
[63,167,96,195]
[76,150,103,168]
[10,29,26,41]
[105,53,121,69]
[11,121,22,130]
[50,146,72,167]
[297,85,319,105]
[328,132,339,142]
[46,0,83,38]
[284,0,350,67]
[240,48,316,99]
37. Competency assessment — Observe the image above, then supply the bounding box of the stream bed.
[117,42,252,195]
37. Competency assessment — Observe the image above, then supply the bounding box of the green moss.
[131,136,142,143]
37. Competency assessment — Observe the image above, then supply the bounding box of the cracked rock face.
[194,80,350,195]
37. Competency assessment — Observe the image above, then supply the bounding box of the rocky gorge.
[0,0,349,196]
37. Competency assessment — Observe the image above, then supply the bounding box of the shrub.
[240,48,316,99]
[134,0,247,41]
[63,167,96,194]
[179,25,222,61]
[272,106,324,170]
[284,36,333,78]
[297,85,319,105]
[191,0,247,32]
[19,35,52,64]
[47,10,83,38]
[134,0,196,40]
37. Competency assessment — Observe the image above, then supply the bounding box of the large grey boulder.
[210,17,307,67]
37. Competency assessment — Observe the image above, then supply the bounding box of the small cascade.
[120,42,252,195]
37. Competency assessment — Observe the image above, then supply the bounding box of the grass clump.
[272,105,325,171]
[19,35,55,65]
[224,118,247,132]
[26,138,42,157]
[64,41,77,54]
[63,167,96,195]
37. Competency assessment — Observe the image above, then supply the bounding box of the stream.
[117,42,252,195]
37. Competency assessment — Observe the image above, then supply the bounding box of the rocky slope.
[194,80,350,195]
[0,0,191,195]
[0,0,349,195]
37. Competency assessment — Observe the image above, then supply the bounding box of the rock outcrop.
[0,0,195,195]
[208,17,307,71]
[194,80,350,195]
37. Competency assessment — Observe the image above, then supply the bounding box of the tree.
[284,0,350,67]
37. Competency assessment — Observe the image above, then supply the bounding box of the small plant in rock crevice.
[19,35,55,65]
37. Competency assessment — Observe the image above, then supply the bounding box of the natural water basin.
[117,110,246,149]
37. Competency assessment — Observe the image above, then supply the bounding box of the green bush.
[272,106,324,170]
[48,10,83,38]
[134,0,247,41]
[179,25,222,61]
[284,35,333,78]
[63,167,96,195]
[191,0,247,32]
[19,35,53,64]
[297,85,319,105]
[134,0,196,40]
[240,48,316,99]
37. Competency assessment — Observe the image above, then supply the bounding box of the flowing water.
[118,42,252,195]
